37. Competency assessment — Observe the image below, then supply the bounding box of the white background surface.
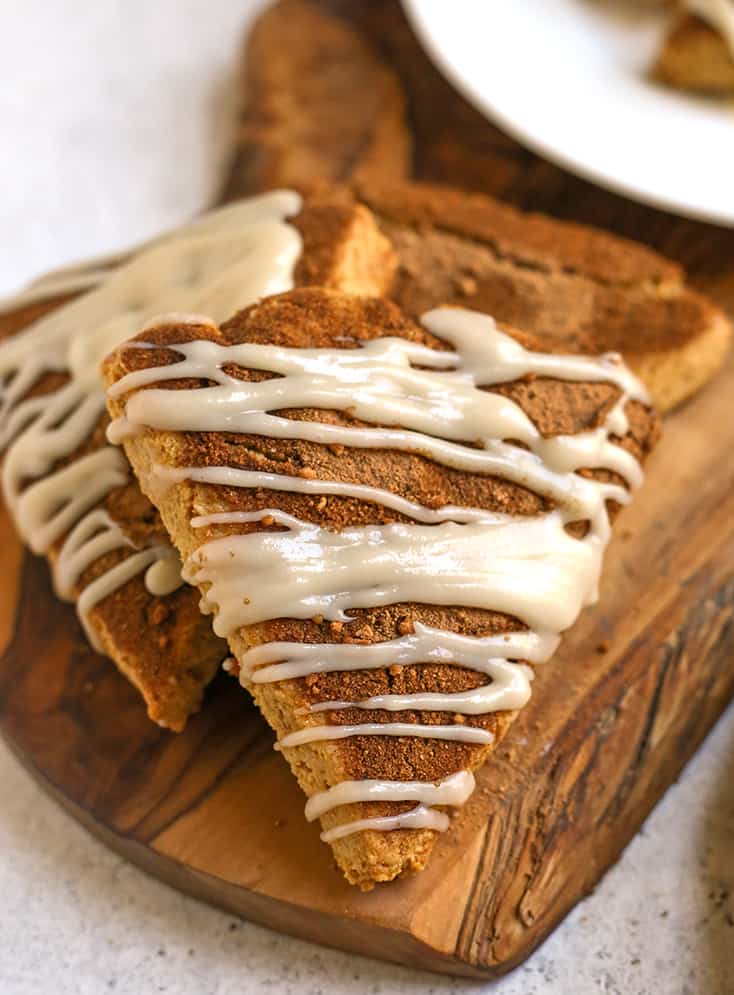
[1,3,734,993]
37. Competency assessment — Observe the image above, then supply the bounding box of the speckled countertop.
[1,3,733,992]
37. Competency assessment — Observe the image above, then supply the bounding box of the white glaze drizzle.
[320,802,453,843]
[305,770,475,820]
[0,191,302,644]
[0,190,304,317]
[51,506,178,651]
[108,306,648,840]
[153,464,502,525]
[112,307,644,552]
[275,722,494,750]
[184,508,597,636]
[54,509,132,600]
[107,315,644,525]
[237,623,554,682]
[76,548,162,651]
[309,771,475,844]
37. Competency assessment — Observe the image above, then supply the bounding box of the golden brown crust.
[351,180,732,412]
[357,178,682,287]
[103,288,659,887]
[293,201,397,295]
[225,0,411,199]
[654,13,734,94]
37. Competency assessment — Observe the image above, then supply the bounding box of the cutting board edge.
[0,715,495,979]
[3,535,734,979]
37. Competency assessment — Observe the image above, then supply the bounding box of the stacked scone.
[1,175,729,887]
[1,0,732,895]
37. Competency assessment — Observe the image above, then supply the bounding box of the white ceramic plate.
[402,0,734,226]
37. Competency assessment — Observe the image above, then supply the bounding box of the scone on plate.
[654,3,734,93]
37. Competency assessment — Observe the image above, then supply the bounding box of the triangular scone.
[0,193,394,730]
[103,288,659,887]
[654,12,734,93]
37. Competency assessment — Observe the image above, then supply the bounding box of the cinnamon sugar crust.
[351,180,732,413]
[358,178,681,288]
[103,288,659,887]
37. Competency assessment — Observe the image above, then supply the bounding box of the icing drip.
[184,508,598,636]
[108,306,648,841]
[307,771,476,843]
[144,548,186,597]
[108,315,644,534]
[0,190,302,644]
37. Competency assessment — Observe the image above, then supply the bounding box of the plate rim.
[401,0,734,229]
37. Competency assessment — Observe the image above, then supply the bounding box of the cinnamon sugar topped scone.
[3,179,722,733]
[103,287,659,887]
[0,191,394,729]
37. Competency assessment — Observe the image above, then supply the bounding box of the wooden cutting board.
[2,0,734,979]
